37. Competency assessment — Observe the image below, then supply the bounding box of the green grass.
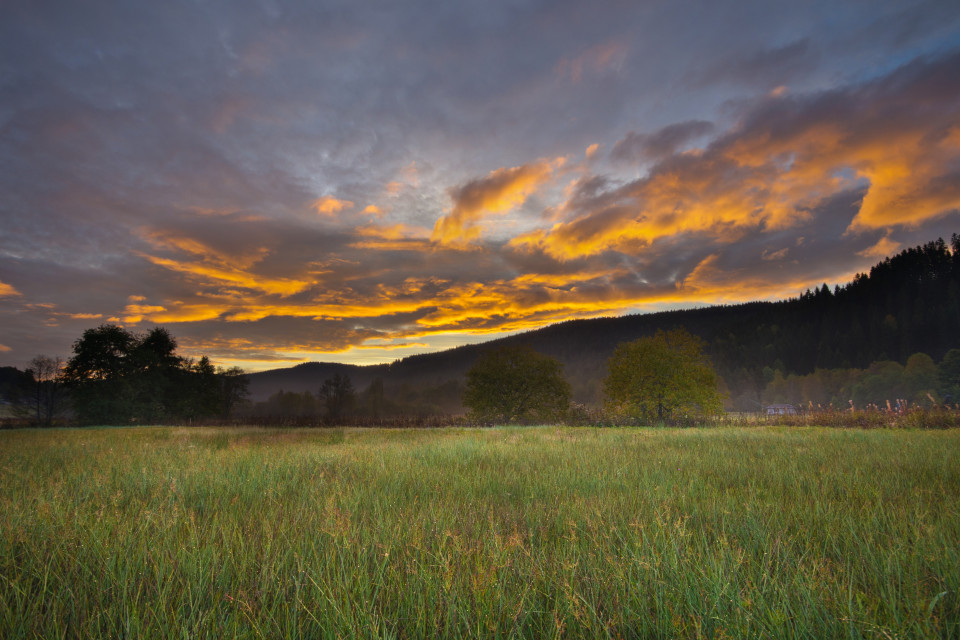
[0,426,957,639]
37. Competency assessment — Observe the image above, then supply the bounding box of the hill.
[248,235,960,410]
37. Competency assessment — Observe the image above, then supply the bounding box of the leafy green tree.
[903,353,938,405]
[851,360,905,408]
[463,345,571,424]
[939,349,960,403]
[604,328,724,423]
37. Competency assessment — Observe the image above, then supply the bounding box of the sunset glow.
[2,2,960,370]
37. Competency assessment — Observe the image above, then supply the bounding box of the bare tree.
[22,355,66,426]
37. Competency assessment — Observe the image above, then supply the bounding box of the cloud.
[692,38,819,88]
[0,281,21,297]
[512,51,960,261]
[0,344,11,352]
[122,304,168,324]
[611,120,714,163]
[761,247,790,261]
[857,236,902,259]
[350,223,433,250]
[312,196,355,216]
[555,41,628,83]
[431,158,565,246]
[138,229,313,297]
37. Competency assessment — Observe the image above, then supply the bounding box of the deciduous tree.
[463,345,571,424]
[604,328,723,423]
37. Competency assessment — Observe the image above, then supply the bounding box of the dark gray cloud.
[610,120,715,163]
[690,39,820,89]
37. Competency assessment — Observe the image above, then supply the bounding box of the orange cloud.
[350,223,433,251]
[857,236,901,259]
[143,254,312,296]
[312,196,355,216]
[0,344,10,352]
[679,253,858,305]
[512,55,960,260]
[355,342,429,351]
[0,280,21,297]
[121,304,167,323]
[139,230,312,296]
[432,157,565,246]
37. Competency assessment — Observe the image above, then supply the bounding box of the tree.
[129,327,184,422]
[903,353,938,405]
[62,324,247,424]
[319,374,356,423]
[11,356,67,426]
[63,325,137,424]
[217,366,250,418]
[361,377,386,419]
[604,328,724,423]
[463,345,571,424]
[939,349,960,403]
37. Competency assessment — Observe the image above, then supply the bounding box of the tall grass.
[1,426,957,638]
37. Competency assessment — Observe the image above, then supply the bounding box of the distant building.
[765,403,798,415]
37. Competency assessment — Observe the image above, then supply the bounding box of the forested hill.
[248,236,960,408]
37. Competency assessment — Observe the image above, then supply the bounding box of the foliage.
[604,328,724,423]
[62,324,248,425]
[463,345,571,424]
[939,348,960,402]
[1,426,957,638]
[758,350,960,410]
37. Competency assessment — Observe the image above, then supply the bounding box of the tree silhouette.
[319,374,356,423]
[15,355,67,426]
[63,324,248,424]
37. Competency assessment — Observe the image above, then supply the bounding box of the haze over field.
[2,1,960,370]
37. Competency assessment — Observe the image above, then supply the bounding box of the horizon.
[3,2,960,372]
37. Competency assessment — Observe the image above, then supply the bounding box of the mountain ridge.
[248,235,960,410]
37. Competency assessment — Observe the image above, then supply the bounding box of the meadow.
[0,426,957,639]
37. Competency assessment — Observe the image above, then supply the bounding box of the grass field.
[1,426,957,639]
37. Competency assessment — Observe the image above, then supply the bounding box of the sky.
[2,0,960,372]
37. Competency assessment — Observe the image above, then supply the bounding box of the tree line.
[760,349,960,410]
[1,325,249,426]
